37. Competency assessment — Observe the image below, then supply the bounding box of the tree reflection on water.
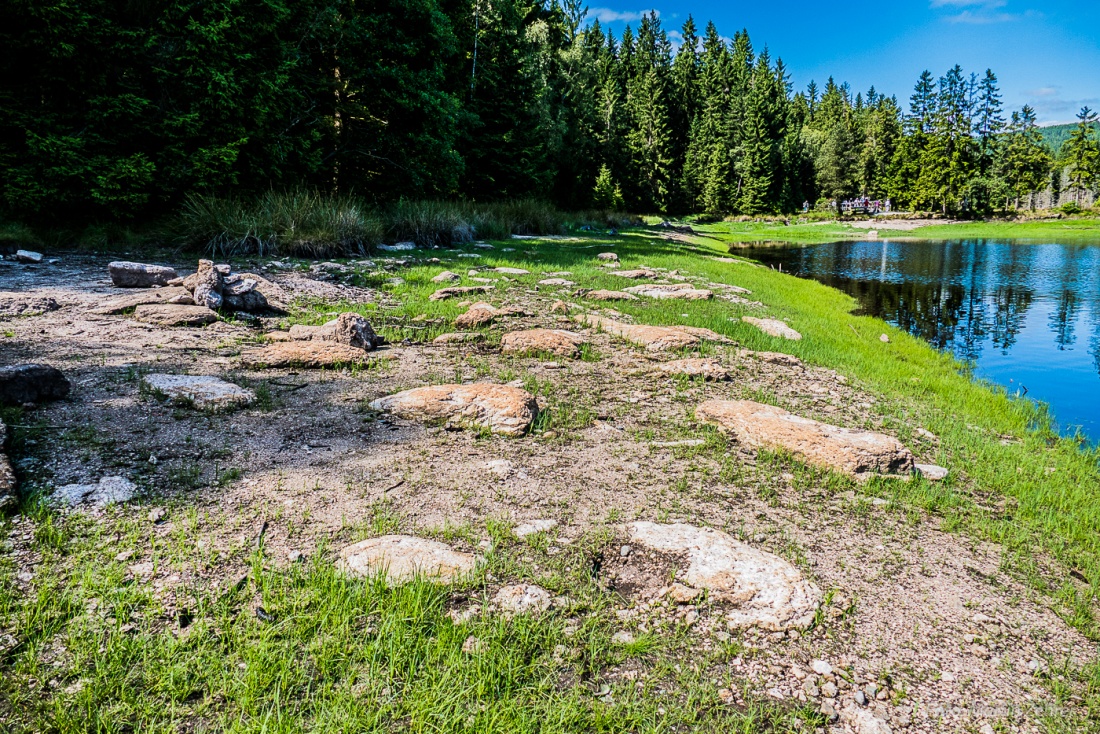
[741,238,1100,438]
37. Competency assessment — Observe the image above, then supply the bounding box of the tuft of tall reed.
[175,190,636,256]
[177,190,383,258]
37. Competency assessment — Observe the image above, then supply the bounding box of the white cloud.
[1027,87,1059,98]
[945,10,1018,23]
[930,0,1006,8]
[588,7,660,23]
[930,0,1037,23]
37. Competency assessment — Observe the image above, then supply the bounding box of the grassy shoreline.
[695,217,1100,244]
[333,227,1100,632]
[3,224,1100,730]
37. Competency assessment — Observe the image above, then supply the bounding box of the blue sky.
[585,0,1100,124]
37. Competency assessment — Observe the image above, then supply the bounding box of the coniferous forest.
[2,0,1098,226]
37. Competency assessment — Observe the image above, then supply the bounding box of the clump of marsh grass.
[384,199,477,247]
[175,190,636,256]
[178,190,383,258]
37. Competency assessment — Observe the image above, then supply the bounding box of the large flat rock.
[743,317,802,341]
[133,304,218,327]
[108,261,179,288]
[242,341,373,369]
[455,302,516,329]
[626,522,821,630]
[575,314,712,352]
[492,584,552,614]
[430,285,493,301]
[52,476,137,508]
[657,358,730,381]
[370,383,538,436]
[0,364,70,406]
[581,290,638,302]
[433,332,485,345]
[501,329,585,358]
[431,271,461,283]
[696,400,916,479]
[143,374,255,411]
[624,283,713,300]
[90,286,192,315]
[338,535,476,584]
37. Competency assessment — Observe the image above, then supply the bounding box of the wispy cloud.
[1018,84,1100,124]
[945,10,1018,23]
[930,0,1035,23]
[930,0,1006,8]
[1027,87,1059,98]
[588,7,659,23]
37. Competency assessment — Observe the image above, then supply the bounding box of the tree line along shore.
[2,0,1099,249]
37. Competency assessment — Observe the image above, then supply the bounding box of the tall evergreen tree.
[667,16,700,213]
[1064,106,1100,206]
[622,13,674,211]
[914,65,977,213]
[683,22,732,213]
[738,51,784,213]
[974,69,1004,176]
[999,106,1051,209]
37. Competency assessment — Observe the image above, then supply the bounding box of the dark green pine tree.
[812,78,859,203]
[622,13,674,212]
[683,22,732,214]
[458,0,560,200]
[857,94,902,199]
[998,106,1051,210]
[738,51,784,214]
[917,65,978,213]
[593,27,630,193]
[667,16,700,213]
[1063,106,1100,206]
[888,71,936,208]
[552,15,605,207]
[974,69,1004,177]
[323,0,466,200]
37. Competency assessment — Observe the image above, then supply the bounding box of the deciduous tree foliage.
[0,1,1072,221]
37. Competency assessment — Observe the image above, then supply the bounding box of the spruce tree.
[622,13,674,212]
[975,69,1004,176]
[668,17,700,213]
[683,22,732,214]
[999,106,1051,209]
[1064,107,1100,206]
[915,65,977,213]
[738,51,784,213]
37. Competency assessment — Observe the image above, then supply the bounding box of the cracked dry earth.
[1,253,1094,733]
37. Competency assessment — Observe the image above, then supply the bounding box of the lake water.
[739,239,1100,442]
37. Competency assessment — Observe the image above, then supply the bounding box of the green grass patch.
[311,225,1100,637]
[696,217,1100,244]
[0,507,823,733]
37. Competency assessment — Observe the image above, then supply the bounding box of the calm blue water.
[740,239,1100,442]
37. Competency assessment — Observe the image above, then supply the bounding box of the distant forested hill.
[1041,122,1100,155]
